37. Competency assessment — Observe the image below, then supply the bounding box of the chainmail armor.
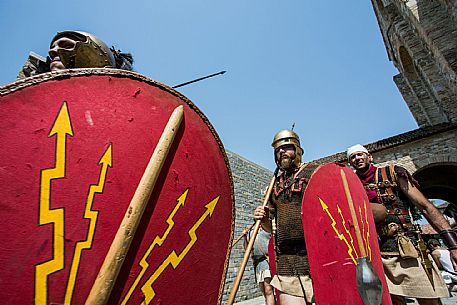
[271,163,318,276]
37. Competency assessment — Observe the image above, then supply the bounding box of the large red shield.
[0,70,234,305]
[301,163,391,305]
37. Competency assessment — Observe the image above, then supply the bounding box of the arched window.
[399,46,419,80]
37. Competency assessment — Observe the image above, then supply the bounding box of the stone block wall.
[221,151,273,303]
[312,125,457,205]
[373,129,457,173]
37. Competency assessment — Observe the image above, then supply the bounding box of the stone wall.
[312,125,457,204]
[222,151,273,303]
[313,125,457,173]
[372,129,457,173]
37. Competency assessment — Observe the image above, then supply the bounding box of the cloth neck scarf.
[356,164,379,203]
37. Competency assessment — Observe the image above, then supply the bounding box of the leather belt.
[387,208,408,215]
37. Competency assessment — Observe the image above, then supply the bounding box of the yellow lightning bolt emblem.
[121,189,189,305]
[337,204,358,258]
[35,102,73,305]
[320,197,357,264]
[359,205,369,257]
[141,195,220,305]
[364,200,372,260]
[64,145,112,305]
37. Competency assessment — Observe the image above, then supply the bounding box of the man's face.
[349,152,371,172]
[275,144,296,170]
[48,36,78,71]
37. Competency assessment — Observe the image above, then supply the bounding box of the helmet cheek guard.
[272,130,304,168]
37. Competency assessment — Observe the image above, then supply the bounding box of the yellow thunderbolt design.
[121,189,189,305]
[141,195,220,305]
[320,198,357,264]
[364,200,372,260]
[337,205,358,258]
[359,206,369,257]
[35,102,73,305]
[64,145,112,305]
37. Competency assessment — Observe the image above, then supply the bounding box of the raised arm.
[398,174,457,269]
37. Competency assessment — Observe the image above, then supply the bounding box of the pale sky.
[0,0,418,170]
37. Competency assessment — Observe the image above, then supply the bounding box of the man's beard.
[279,156,294,170]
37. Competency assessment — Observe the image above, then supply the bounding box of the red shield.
[0,70,234,305]
[301,163,392,305]
[267,238,280,305]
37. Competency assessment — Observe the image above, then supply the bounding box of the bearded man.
[254,130,317,305]
[347,144,454,305]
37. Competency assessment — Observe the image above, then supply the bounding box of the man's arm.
[398,175,457,268]
[398,177,451,231]
[371,202,387,226]
[430,250,444,270]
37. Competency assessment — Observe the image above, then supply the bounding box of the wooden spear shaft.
[85,105,184,305]
[226,172,277,305]
[231,223,254,247]
[340,169,367,257]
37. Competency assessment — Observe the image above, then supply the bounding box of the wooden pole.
[226,171,277,305]
[85,105,184,305]
[231,223,254,247]
[341,169,384,305]
[340,169,367,257]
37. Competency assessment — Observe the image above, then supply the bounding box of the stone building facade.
[313,0,457,233]
[314,123,457,205]
[371,0,457,126]
[316,0,457,222]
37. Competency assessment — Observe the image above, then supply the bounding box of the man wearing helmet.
[18,31,133,78]
[347,144,453,305]
[254,130,318,305]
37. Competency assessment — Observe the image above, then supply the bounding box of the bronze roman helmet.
[50,31,116,69]
[272,129,304,167]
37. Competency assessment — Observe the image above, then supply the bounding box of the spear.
[340,169,383,305]
[172,71,226,88]
[231,223,255,247]
[85,105,184,305]
[226,168,278,305]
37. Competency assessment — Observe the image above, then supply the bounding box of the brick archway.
[412,156,457,205]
